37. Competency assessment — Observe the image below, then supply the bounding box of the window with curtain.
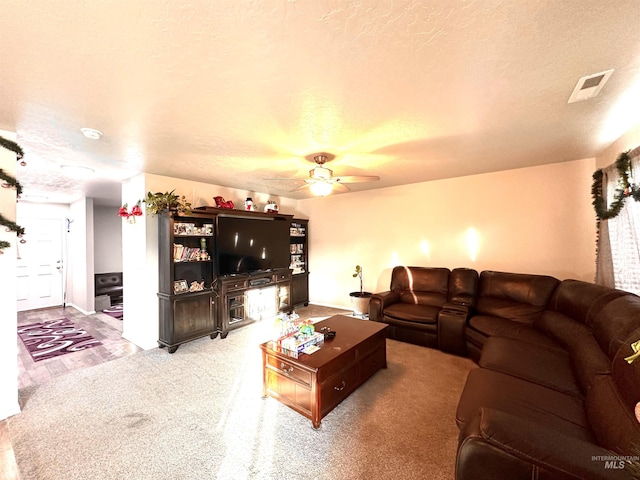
[595,147,640,295]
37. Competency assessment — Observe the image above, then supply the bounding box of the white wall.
[0,130,20,420]
[121,174,157,349]
[67,198,95,314]
[298,158,598,309]
[17,202,71,219]
[93,205,123,273]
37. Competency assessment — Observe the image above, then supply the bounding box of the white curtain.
[596,147,640,295]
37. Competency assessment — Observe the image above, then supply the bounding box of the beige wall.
[298,158,597,309]
[596,120,640,169]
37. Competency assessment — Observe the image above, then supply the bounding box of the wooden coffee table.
[260,315,388,429]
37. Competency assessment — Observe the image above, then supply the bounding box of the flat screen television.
[217,216,290,276]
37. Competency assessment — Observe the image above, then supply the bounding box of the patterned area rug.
[18,318,103,362]
[102,304,123,320]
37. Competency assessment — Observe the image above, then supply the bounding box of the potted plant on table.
[350,265,372,318]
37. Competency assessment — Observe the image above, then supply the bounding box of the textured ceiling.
[2,0,640,205]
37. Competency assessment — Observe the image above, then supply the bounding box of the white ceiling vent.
[568,69,614,103]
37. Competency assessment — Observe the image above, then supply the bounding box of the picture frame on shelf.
[174,279,189,294]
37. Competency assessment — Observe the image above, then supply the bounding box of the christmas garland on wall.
[592,150,640,220]
[0,135,26,252]
[0,136,24,162]
[0,169,23,196]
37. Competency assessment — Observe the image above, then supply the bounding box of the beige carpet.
[8,314,475,480]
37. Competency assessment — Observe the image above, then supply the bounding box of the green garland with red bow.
[0,135,26,251]
[0,169,23,196]
[592,150,640,220]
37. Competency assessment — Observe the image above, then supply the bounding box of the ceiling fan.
[269,153,380,196]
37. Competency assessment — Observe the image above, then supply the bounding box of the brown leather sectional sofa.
[370,266,640,480]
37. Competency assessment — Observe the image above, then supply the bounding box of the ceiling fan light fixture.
[310,166,332,180]
[310,181,333,197]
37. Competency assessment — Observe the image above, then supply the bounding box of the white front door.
[16,218,64,311]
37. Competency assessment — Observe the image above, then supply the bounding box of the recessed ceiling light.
[60,164,95,176]
[80,127,103,139]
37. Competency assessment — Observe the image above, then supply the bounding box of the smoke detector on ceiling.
[80,127,103,139]
[568,69,614,103]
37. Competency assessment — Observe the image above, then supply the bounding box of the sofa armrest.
[442,302,470,315]
[369,291,400,323]
[457,407,633,480]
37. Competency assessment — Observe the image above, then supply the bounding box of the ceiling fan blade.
[264,177,302,181]
[289,183,310,192]
[334,175,380,184]
[333,182,351,192]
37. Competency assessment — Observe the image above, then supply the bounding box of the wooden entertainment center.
[157,206,308,353]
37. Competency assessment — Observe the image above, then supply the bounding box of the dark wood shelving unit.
[157,213,218,353]
[290,219,309,307]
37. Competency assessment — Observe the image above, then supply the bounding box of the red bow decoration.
[131,203,143,216]
[118,201,144,221]
[118,205,129,218]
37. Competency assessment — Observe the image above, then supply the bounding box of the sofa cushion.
[398,290,447,307]
[591,295,640,359]
[586,375,640,455]
[456,369,593,441]
[535,310,611,392]
[467,315,561,349]
[546,279,629,328]
[612,328,640,409]
[479,337,581,397]
[476,271,559,324]
[383,303,440,324]
[95,272,123,298]
[448,268,478,306]
[390,266,450,308]
[457,408,631,480]
[586,332,640,455]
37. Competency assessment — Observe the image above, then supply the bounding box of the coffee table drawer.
[321,366,358,415]
[356,332,386,358]
[318,348,357,381]
[267,355,312,386]
[265,369,312,413]
[359,346,386,383]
